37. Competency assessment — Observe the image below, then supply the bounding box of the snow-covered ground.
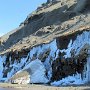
[0,31,90,86]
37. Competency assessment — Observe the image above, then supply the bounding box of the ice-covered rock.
[51,73,85,86]
[0,31,90,86]
[0,56,4,80]
[9,59,49,84]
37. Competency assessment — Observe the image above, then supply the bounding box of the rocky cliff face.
[0,0,90,86]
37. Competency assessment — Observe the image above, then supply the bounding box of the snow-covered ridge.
[0,31,90,86]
